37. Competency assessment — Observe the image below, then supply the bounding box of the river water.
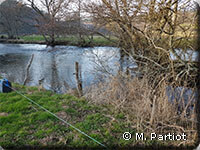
[0,43,198,93]
[0,43,198,112]
[0,43,137,93]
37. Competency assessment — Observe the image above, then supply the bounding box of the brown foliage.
[85,74,197,146]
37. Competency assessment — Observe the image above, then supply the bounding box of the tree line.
[0,0,108,46]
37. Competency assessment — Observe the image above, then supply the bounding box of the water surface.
[0,44,133,93]
[0,43,197,94]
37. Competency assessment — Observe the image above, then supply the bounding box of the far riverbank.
[0,35,118,47]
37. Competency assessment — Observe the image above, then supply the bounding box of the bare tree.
[26,0,72,46]
[0,0,26,38]
[65,0,95,46]
[86,0,197,89]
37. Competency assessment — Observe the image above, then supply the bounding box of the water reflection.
[0,44,131,93]
[0,53,30,83]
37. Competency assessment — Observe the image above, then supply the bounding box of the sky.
[196,0,200,4]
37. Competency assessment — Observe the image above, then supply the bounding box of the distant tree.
[26,0,73,46]
[0,0,37,38]
[0,0,23,38]
[63,0,103,46]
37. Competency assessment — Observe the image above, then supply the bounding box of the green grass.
[0,83,181,148]
[20,35,45,42]
[20,35,118,47]
[0,83,135,148]
[92,36,118,46]
[5,33,195,49]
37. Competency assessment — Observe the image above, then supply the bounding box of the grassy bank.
[0,34,118,47]
[0,83,135,148]
[20,35,118,47]
[0,34,195,49]
[20,34,196,49]
[0,80,196,148]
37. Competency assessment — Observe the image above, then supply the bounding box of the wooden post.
[23,54,34,85]
[75,62,83,97]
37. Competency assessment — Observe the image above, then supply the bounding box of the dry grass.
[85,74,197,146]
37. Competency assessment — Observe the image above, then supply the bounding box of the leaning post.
[75,62,83,97]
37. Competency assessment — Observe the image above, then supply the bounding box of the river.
[0,43,136,93]
[0,43,198,112]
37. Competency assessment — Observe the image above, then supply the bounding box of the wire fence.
[3,82,106,148]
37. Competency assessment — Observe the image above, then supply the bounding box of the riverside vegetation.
[0,0,198,148]
[0,33,195,49]
[0,75,197,148]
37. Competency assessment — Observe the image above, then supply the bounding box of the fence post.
[75,62,83,97]
[23,54,34,85]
